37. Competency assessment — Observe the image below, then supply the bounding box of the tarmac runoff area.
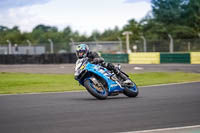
[0,64,200,133]
[0,82,200,133]
[0,64,200,74]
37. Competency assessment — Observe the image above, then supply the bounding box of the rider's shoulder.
[89,51,101,57]
[88,51,97,56]
[89,51,96,54]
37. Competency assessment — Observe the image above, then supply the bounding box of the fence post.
[141,36,147,52]
[188,42,191,52]
[48,39,54,54]
[168,34,174,53]
[123,31,132,54]
[117,37,123,52]
[7,40,12,55]
[27,40,32,55]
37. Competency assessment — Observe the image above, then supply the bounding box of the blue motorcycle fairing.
[79,62,124,93]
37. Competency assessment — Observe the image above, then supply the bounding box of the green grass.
[0,72,200,94]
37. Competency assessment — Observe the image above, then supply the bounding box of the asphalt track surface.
[0,64,200,74]
[0,82,200,133]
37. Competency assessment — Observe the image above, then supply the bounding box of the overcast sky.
[0,0,151,35]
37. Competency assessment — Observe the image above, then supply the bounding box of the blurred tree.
[0,26,9,43]
[100,26,121,41]
[63,26,72,36]
[0,26,9,32]
[3,26,24,44]
[122,19,141,40]
[1,0,200,53]
[88,30,101,41]
[183,0,200,34]
[143,0,196,39]
[33,24,58,32]
[151,0,188,25]
[141,18,167,39]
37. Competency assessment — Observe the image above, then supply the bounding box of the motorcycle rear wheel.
[84,79,108,100]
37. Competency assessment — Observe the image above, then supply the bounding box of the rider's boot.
[113,67,132,85]
[117,72,132,85]
[103,62,132,85]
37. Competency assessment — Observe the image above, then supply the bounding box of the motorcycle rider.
[75,44,132,84]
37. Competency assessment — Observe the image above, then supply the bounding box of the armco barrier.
[0,55,6,64]
[38,53,77,64]
[160,53,190,64]
[129,53,160,64]
[191,52,200,64]
[101,54,128,63]
[0,53,77,64]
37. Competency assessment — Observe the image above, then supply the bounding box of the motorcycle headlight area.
[75,65,86,77]
[80,65,85,70]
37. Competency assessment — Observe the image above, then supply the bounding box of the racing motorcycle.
[74,57,139,100]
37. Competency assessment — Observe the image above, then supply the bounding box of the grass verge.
[0,72,200,94]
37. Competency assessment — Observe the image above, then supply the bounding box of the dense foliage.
[0,0,199,52]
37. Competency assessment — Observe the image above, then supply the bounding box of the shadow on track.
[71,95,141,101]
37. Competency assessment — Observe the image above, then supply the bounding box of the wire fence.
[132,38,200,52]
[0,38,200,55]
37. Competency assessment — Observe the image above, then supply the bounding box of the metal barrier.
[1,53,199,64]
[0,54,77,64]
[160,53,190,64]
[101,54,128,63]
[129,53,160,64]
[191,52,200,64]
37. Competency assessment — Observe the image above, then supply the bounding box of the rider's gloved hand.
[91,58,101,64]
[106,62,115,69]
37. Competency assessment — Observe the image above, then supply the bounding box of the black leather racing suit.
[87,51,128,81]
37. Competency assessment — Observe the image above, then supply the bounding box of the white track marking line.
[0,81,199,96]
[140,81,200,88]
[121,125,200,133]
[0,90,86,96]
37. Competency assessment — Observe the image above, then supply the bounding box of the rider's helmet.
[76,44,89,59]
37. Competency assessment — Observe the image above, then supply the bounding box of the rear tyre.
[123,79,139,97]
[84,79,108,100]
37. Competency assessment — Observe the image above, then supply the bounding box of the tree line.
[0,0,199,52]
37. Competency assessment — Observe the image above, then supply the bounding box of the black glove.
[91,58,103,64]
[106,62,115,69]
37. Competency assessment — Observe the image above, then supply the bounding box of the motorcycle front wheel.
[84,79,108,100]
[123,79,139,97]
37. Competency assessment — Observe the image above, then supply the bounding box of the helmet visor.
[77,50,86,58]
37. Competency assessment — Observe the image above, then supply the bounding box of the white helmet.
[76,44,89,59]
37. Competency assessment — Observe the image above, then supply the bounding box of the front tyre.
[123,80,139,97]
[84,79,108,100]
